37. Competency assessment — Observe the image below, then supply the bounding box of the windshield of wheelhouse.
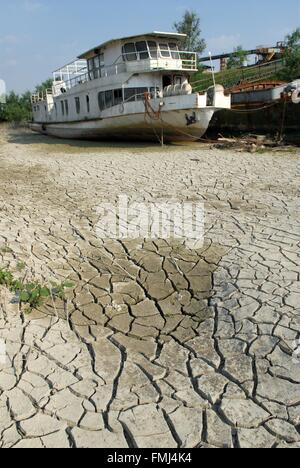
[122,41,180,61]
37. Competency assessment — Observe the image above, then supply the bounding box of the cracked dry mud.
[0,126,300,449]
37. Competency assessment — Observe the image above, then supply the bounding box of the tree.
[174,10,206,54]
[280,28,300,81]
[227,46,249,69]
[0,91,32,123]
[0,78,52,124]
[0,79,53,123]
[35,78,53,95]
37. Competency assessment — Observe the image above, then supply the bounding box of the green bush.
[0,91,32,123]
[0,79,53,124]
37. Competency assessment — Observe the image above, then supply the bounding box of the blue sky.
[0,0,299,93]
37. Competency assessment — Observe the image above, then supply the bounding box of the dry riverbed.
[0,124,300,448]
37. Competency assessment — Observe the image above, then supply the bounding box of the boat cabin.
[51,32,197,95]
[80,32,197,79]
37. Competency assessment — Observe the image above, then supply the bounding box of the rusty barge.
[207,80,300,143]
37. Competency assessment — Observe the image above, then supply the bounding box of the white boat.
[30,32,231,142]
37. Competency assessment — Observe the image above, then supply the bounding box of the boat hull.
[30,108,215,142]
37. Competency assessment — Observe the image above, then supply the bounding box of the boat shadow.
[7,128,166,150]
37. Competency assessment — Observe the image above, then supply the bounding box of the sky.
[0,0,299,93]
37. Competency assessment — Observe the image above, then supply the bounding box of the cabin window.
[124,87,148,102]
[136,87,148,100]
[88,54,104,80]
[123,43,137,61]
[105,90,113,108]
[159,43,170,58]
[136,41,149,60]
[169,43,180,59]
[148,41,158,59]
[113,89,123,105]
[61,101,65,116]
[64,100,69,116]
[98,92,106,111]
[88,59,94,80]
[86,95,90,113]
[124,88,136,102]
[93,56,100,79]
[98,88,123,110]
[75,97,81,114]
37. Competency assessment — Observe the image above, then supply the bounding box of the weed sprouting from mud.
[0,266,74,314]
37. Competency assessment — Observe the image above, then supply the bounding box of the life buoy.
[292,89,300,104]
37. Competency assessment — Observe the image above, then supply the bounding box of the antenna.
[209,52,216,88]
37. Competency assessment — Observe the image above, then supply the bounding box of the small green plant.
[50,281,75,301]
[0,266,74,313]
[16,261,26,272]
[0,269,15,287]
[1,246,13,254]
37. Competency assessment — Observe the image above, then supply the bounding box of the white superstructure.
[30,32,231,142]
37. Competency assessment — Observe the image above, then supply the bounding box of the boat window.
[98,89,123,110]
[64,100,69,116]
[136,41,149,60]
[86,95,90,113]
[124,88,136,102]
[136,87,148,101]
[105,90,113,108]
[98,92,106,111]
[148,41,158,59]
[169,43,180,59]
[123,43,137,61]
[124,88,148,102]
[113,89,123,105]
[159,43,170,58]
[75,97,81,114]
[61,101,65,116]
[88,54,104,80]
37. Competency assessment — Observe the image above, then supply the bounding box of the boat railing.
[31,88,53,104]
